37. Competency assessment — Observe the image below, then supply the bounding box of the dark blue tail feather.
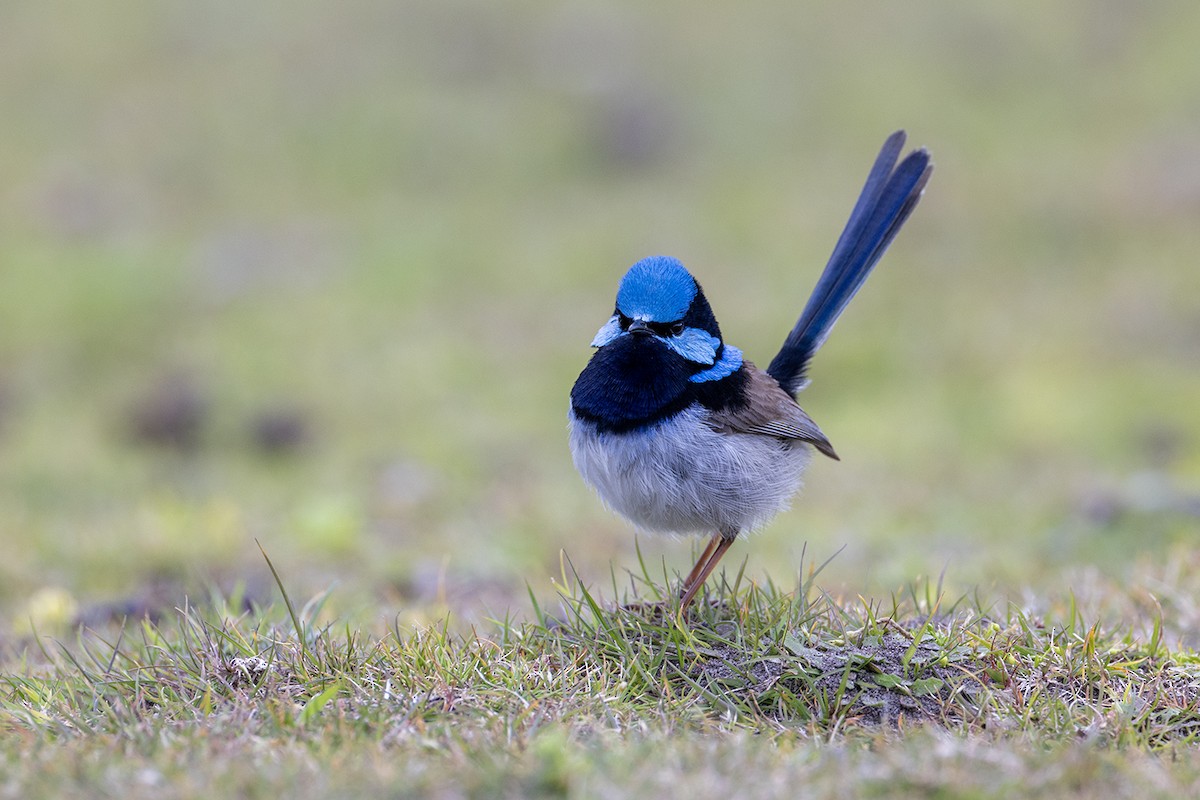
[767,131,932,396]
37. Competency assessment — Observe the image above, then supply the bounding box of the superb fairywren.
[568,131,932,611]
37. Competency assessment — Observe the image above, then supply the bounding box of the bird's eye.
[645,321,682,337]
[617,313,632,330]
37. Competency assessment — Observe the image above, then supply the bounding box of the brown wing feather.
[707,362,839,460]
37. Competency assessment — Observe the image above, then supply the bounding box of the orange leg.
[679,534,735,611]
[681,535,721,591]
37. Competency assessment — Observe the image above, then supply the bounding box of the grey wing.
[708,362,840,460]
[740,409,839,460]
[743,417,837,458]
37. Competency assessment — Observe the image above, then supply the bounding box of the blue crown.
[615,256,697,322]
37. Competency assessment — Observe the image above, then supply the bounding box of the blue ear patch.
[615,256,697,322]
[666,327,720,365]
[590,316,622,347]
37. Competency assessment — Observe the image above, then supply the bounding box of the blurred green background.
[2,0,1198,632]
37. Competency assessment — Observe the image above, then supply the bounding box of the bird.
[568,130,932,612]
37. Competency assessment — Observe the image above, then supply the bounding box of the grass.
[6,551,1200,797]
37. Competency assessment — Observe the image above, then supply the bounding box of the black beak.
[627,319,653,336]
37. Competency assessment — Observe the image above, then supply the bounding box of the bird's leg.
[678,534,735,611]
[680,534,721,592]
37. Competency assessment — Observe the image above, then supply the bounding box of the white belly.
[568,405,812,537]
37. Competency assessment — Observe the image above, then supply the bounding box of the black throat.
[570,336,750,433]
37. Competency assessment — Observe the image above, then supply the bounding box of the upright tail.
[767,131,933,396]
